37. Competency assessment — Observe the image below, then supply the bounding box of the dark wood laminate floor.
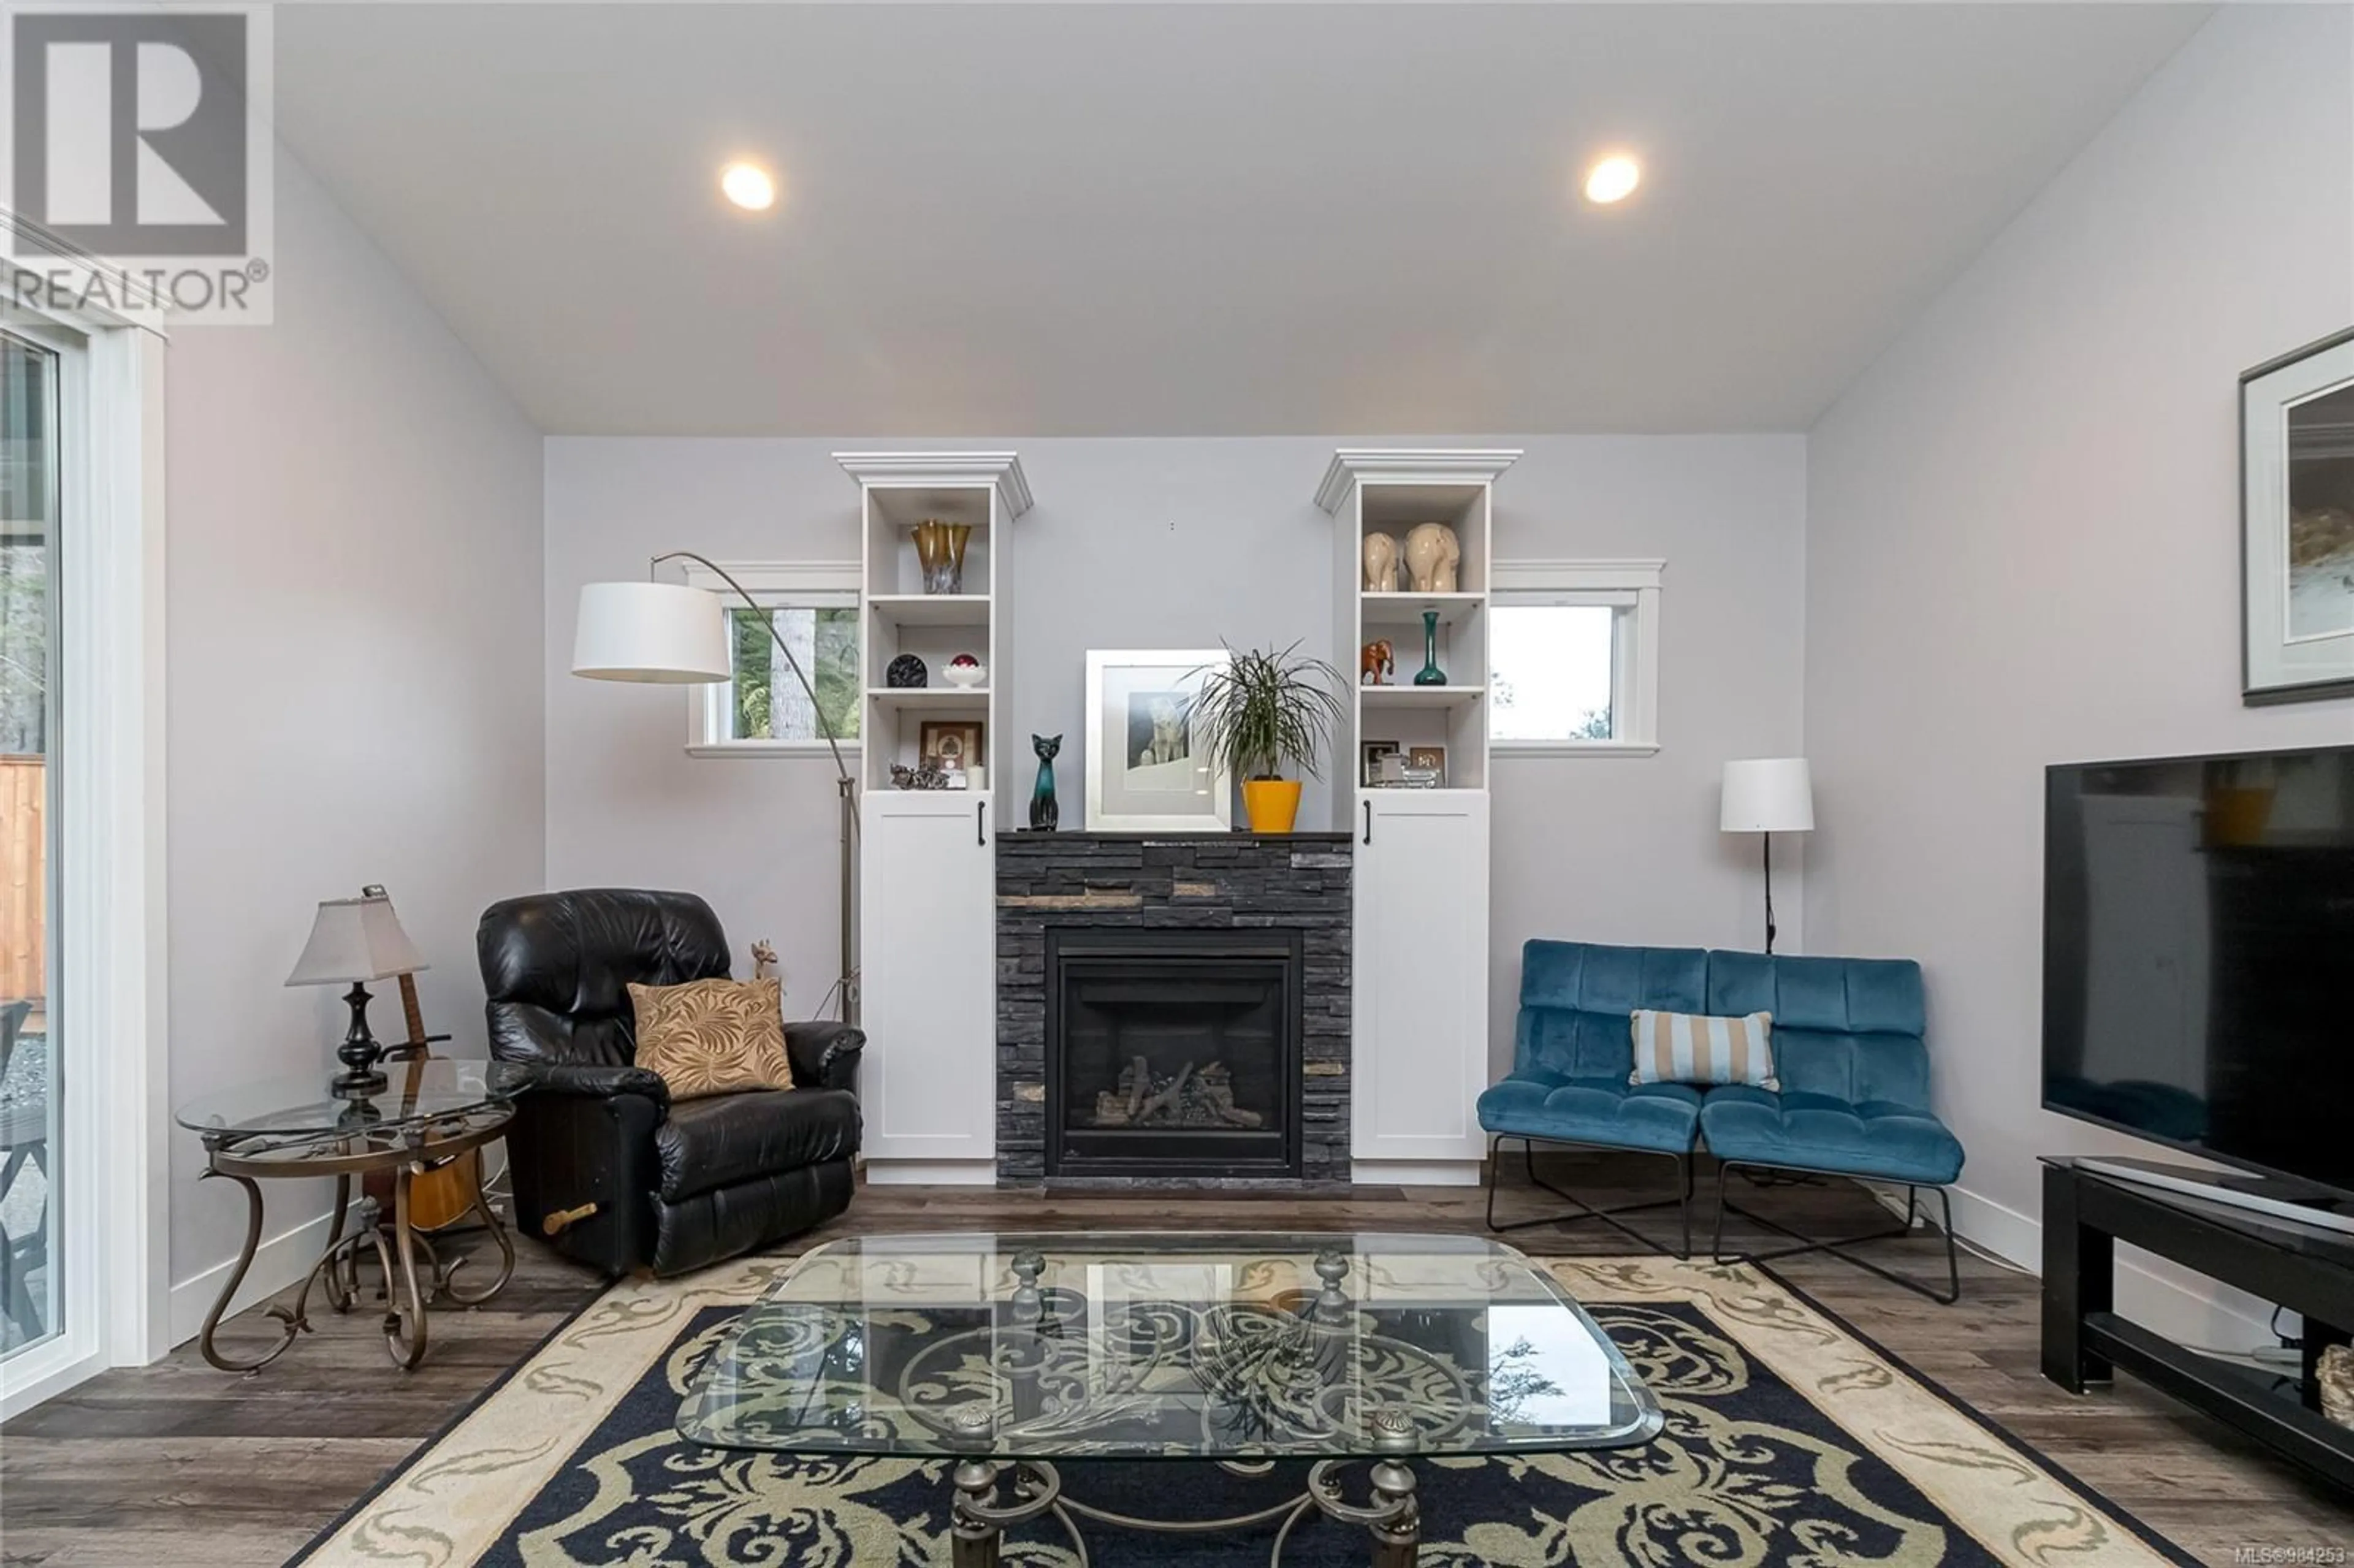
[4,1155,2350,1566]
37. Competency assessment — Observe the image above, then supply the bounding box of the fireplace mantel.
[996,832,1352,1188]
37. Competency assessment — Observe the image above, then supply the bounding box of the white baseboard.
[863,1159,999,1187]
[1943,1181,2274,1354]
[1943,1181,2040,1268]
[167,1201,343,1350]
[1351,1160,1484,1188]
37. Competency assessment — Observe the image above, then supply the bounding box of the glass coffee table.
[679,1231,1661,1566]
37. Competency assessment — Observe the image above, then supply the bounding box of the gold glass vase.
[912,520,972,595]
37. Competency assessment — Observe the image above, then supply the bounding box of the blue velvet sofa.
[1476,939,1965,1300]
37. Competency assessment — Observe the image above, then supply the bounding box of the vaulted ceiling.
[271,2,2214,435]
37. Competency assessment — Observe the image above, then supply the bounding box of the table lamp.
[1721,758,1813,954]
[288,893,429,1098]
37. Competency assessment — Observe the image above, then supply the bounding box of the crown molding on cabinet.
[833,452,1034,520]
[1314,448,1523,514]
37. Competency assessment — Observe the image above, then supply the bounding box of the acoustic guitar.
[360,885,485,1235]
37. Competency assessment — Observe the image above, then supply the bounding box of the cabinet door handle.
[978,801,988,847]
[1362,799,1372,845]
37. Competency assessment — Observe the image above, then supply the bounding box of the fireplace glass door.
[1045,929,1303,1179]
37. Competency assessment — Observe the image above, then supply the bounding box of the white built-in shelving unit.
[1318,449,1519,1185]
[838,452,1031,1186]
[837,447,1510,1190]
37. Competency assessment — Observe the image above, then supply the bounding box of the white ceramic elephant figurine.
[1404,523,1461,592]
[1362,531,1400,593]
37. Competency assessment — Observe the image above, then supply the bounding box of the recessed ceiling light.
[1583,155,1641,205]
[720,162,777,211]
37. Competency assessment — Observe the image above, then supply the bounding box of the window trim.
[1489,558,1662,757]
[678,560,865,758]
[0,282,171,1417]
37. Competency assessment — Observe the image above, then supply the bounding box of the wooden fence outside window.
[0,756,43,1004]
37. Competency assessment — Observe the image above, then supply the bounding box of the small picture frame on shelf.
[1406,745,1447,785]
[919,720,985,778]
[1362,740,1403,787]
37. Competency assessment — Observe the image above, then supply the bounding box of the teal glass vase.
[1412,608,1447,687]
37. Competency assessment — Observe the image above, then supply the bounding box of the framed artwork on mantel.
[1083,650,1232,832]
[2242,326,2354,704]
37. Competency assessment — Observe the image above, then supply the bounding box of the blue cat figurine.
[1030,734,1061,831]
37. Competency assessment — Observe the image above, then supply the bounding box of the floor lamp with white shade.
[1720,758,1813,956]
[571,555,860,1022]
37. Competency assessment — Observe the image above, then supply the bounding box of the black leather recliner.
[477,888,862,1278]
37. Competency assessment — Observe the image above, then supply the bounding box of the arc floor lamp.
[572,553,859,1023]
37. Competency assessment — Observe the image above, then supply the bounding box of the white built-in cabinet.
[839,453,1030,1186]
[1318,449,1520,1185]
[1353,791,1492,1173]
[858,790,997,1173]
[842,447,1512,1189]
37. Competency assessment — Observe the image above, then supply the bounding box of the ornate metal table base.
[946,1454,1420,1568]
[196,1109,512,1373]
[937,1250,1426,1564]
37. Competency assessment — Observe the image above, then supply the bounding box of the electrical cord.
[2271,1303,2303,1351]
[2182,1342,2303,1370]
[1952,1233,2035,1275]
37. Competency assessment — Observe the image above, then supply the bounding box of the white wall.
[541,440,864,1014]
[542,435,1808,1076]
[165,147,545,1322]
[1804,5,2354,1333]
[1485,437,1809,1074]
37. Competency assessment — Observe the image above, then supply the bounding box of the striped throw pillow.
[1629,1009,1778,1090]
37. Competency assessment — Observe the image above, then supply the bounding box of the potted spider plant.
[1189,641,1347,833]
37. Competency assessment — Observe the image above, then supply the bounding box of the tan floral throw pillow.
[628,978,797,1100]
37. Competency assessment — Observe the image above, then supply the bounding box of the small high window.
[682,563,863,755]
[1489,561,1661,754]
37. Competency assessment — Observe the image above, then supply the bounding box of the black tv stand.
[2043,1157,2354,1491]
[2076,1155,2354,1235]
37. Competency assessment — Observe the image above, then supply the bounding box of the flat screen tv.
[2043,744,2354,1197]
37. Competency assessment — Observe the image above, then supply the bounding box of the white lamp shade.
[572,580,730,683]
[1721,758,1815,833]
[286,895,429,986]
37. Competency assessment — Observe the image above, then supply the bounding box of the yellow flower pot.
[1241,778,1303,834]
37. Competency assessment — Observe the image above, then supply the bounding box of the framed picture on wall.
[2242,326,2354,704]
[1083,650,1232,831]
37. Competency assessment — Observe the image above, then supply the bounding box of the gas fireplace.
[997,831,1351,1187]
[1045,927,1304,1179]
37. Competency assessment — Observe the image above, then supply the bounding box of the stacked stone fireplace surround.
[996,832,1353,1188]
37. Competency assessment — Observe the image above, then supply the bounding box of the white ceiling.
[271,3,2212,436]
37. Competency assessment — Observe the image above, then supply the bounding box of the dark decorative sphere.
[886,653,928,688]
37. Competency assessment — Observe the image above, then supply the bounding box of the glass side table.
[175,1059,519,1372]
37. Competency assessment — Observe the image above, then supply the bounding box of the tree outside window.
[727,606,860,743]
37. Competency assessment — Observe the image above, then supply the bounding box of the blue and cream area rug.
[297,1254,2189,1567]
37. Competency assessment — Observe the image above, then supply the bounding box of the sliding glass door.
[0,330,59,1360]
